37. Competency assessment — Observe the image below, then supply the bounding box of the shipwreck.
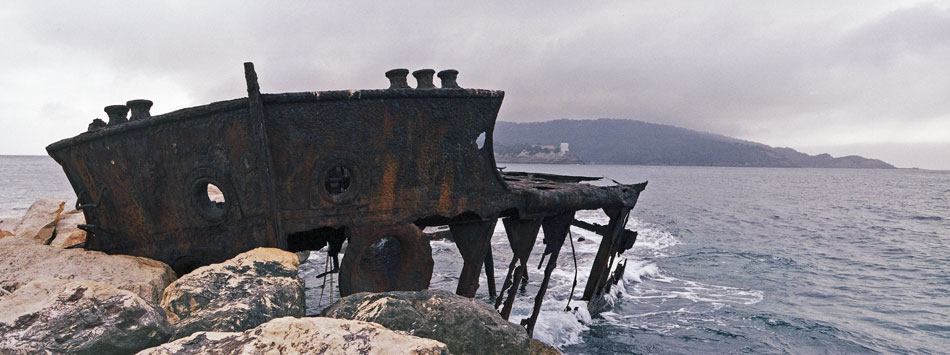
[46,63,647,335]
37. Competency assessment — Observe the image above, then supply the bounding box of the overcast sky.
[2,1,948,169]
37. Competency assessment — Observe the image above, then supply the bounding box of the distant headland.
[494,119,895,169]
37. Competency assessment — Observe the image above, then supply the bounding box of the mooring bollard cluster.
[386,68,460,89]
[91,99,153,131]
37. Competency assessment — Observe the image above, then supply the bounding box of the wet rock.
[12,198,64,244]
[50,209,87,249]
[0,236,176,303]
[160,248,306,338]
[137,316,448,355]
[321,289,530,355]
[0,278,173,354]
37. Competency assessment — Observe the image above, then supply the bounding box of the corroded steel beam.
[449,218,498,298]
[524,211,575,336]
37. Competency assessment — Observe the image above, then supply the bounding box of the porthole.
[312,154,362,206]
[324,166,352,195]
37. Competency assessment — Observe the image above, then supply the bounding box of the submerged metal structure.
[46,63,646,335]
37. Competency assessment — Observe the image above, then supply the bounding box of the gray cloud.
[2,1,948,169]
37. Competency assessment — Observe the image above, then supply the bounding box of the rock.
[137,316,448,355]
[0,217,14,238]
[295,250,310,263]
[207,183,224,202]
[50,209,87,249]
[12,198,64,244]
[530,338,562,355]
[321,289,530,355]
[0,278,173,354]
[0,236,176,303]
[160,248,306,338]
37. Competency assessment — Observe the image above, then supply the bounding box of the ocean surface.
[3,156,948,354]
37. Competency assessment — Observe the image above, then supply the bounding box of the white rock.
[50,209,87,249]
[0,236,176,303]
[161,248,306,338]
[0,217,14,238]
[207,183,224,202]
[12,198,64,244]
[0,278,173,354]
[136,316,448,355]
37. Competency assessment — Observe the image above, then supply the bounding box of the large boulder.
[160,248,306,338]
[0,236,176,303]
[321,289,530,355]
[0,217,14,238]
[137,316,448,355]
[12,198,64,244]
[530,338,563,355]
[50,209,87,249]
[0,278,173,354]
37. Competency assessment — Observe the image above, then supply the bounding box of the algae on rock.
[0,278,173,354]
[161,247,306,338]
[322,289,531,355]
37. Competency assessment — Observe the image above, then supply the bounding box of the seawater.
[3,156,948,354]
[0,155,74,221]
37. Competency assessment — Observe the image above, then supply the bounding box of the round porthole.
[191,177,228,222]
[324,165,352,195]
[313,154,362,205]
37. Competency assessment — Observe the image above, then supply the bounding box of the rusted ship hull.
[47,63,645,335]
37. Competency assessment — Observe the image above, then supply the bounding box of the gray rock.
[161,248,306,338]
[12,198,64,244]
[530,338,563,355]
[136,316,448,355]
[295,250,311,263]
[0,278,173,354]
[0,236,177,303]
[321,289,530,355]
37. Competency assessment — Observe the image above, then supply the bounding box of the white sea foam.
[626,219,680,256]
[625,274,764,306]
[527,307,590,347]
[424,215,725,350]
[623,260,661,283]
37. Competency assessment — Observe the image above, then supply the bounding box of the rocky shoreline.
[0,199,560,354]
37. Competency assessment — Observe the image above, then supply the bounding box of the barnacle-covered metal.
[46,63,646,334]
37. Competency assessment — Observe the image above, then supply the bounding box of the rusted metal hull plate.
[45,63,649,323]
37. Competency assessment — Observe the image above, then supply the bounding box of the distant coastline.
[493,119,896,169]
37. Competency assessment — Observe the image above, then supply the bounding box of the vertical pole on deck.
[244,62,285,249]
